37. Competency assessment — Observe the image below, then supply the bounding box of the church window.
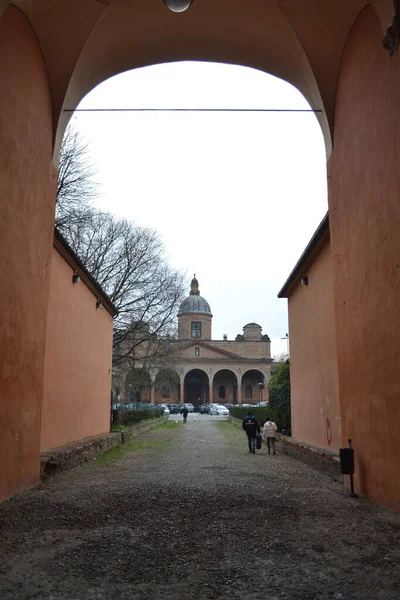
[245,385,253,399]
[191,321,201,338]
[219,385,226,399]
[195,347,200,357]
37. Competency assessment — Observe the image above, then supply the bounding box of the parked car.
[209,404,230,416]
[166,403,180,414]
[161,405,170,415]
[179,403,194,413]
[199,404,211,414]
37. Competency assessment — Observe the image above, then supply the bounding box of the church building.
[151,277,273,406]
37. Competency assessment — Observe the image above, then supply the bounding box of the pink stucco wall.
[288,241,341,451]
[328,6,400,510]
[0,7,55,501]
[41,248,114,451]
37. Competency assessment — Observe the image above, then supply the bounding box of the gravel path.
[0,416,399,600]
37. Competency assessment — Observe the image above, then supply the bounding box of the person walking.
[242,411,261,453]
[182,405,189,424]
[262,416,278,455]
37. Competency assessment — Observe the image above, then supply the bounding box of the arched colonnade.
[124,366,268,406]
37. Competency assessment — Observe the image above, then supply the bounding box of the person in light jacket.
[262,417,278,455]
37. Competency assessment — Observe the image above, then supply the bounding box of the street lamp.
[258,382,263,405]
[281,332,289,356]
[162,0,193,12]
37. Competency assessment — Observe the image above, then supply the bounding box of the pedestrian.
[182,405,189,424]
[242,411,261,453]
[262,416,278,455]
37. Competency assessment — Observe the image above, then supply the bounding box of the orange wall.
[328,6,400,510]
[41,249,113,450]
[0,7,56,501]
[288,242,341,451]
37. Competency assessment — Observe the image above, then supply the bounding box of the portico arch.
[183,369,209,407]
[241,369,266,405]
[125,369,152,403]
[212,369,238,405]
[153,369,181,404]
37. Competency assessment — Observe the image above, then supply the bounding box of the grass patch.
[152,421,182,431]
[94,437,171,467]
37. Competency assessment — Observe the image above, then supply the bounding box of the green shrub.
[268,382,291,434]
[229,407,286,431]
[112,408,163,426]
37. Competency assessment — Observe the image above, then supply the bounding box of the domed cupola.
[178,276,212,340]
[178,276,212,317]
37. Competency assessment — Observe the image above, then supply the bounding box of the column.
[209,384,213,404]
[151,386,155,405]
[180,383,185,404]
[237,381,242,405]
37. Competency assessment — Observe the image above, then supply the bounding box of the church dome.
[178,295,212,316]
[178,276,212,316]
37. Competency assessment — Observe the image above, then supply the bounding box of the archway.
[3,2,400,512]
[184,369,209,407]
[125,369,152,404]
[241,369,266,405]
[154,369,181,404]
[212,369,238,405]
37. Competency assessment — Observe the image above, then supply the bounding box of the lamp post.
[281,332,289,356]
[258,382,263,405]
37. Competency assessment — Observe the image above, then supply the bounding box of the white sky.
[72,61,328,356]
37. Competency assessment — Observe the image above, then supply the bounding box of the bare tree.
[56,126,186,378]
[56,123,98,230]
[60,210,186,367]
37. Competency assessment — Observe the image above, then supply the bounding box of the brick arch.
[212,368,239,405]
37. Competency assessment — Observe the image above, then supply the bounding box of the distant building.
[120,276,274,407]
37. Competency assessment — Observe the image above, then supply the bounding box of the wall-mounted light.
[96,300,103,309]
[72,273,81,284]
[162,0,193,13]
[301,276,308,286]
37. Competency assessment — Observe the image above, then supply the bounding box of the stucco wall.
[212,340,271,358]
[41,248,113,451]
[288,241,341,451]
[0,7,56,501]
[328,6,400,510]
[178,313,212,340]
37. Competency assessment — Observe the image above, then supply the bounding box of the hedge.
[229,407,287,431]
[112,408,164,426]
[268,382,291,434]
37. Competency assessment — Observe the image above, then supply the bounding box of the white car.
[161,405,170,415]
[209,404,230,416]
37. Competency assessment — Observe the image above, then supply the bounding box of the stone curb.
[40,416,168,479]
[228,416,342,483]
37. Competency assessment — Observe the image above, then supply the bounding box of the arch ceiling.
[7,0,393,155]
[184,367,209,381]
[213,368,238,380]
[242,368,265,380]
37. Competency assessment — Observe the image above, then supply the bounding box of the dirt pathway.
[0,419,399,600]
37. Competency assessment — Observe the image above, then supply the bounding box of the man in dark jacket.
[242,411,261,453]
[182,405,189,423]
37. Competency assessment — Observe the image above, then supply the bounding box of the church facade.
[148,277,274,407]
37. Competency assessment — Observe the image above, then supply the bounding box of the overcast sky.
[71,61,328,357]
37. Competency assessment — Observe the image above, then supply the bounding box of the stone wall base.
[278,435,343,483]
[229,416,342,483]
[40,417,168,479]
